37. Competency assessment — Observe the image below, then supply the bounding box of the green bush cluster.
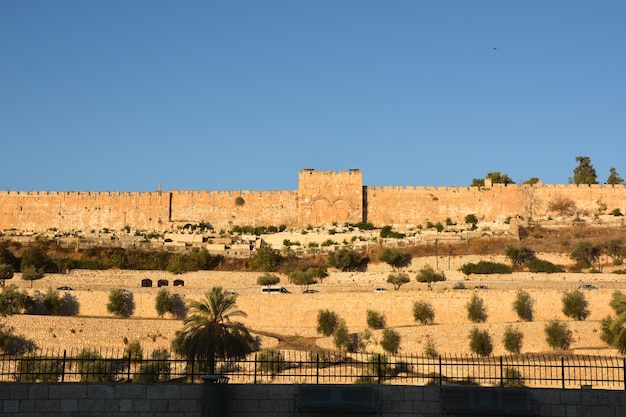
[526,259,564,273]
[459,261,512,275]
[468,328,492,356]
[230,224,286,235]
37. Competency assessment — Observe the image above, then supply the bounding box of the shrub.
[512,289,534,321]
[364,353,394,382]
[503,367,525,387]
[549,196,576,217]
[155,288,172,318]
[0,284,27,316]
[124,341,143,362]
[561,290,590,321]
[256,273,280,286]
[415,265,446,283]
[378,248,411,270]
[423,336,438,358]
[250,246,283,272]
[21,265,45,281]
[134,356,171,383]
[469,328,492,356]
[502,325,523,354]
[76,349,115,382]
[380,329,401,354]
[569,241,601,268]
[466,293,487,323]
[504,245,536,266]
[459,261,512,275]
[17,354,62,382]
[333,320,354,352]
[544,320,572,350]
[366,310,386,330]
[40,288,62,315]
[600,315,615,345]
[106,289,135,318]
[380,226,405,239]
[527,259,564,273]
[257,348,285,378]
[316,309,338,336]
[412,300,435,325]
[453,281,466,290]
[327,248,366,271]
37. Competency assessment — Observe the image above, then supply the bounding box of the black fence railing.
[2,348,625,390]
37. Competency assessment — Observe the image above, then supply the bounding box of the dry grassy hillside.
[2,225,626,357]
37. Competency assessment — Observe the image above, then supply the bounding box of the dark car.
[57,286,73,291]
[579,284,598,290]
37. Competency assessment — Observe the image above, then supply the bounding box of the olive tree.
[569,241,601,268]
[377,248,411,271]
[256,273,280,286]
[512,289,534,321]
[466,293,487,323]
[561,290,590,321]
[386,273,410,290]
[106,289,135,318]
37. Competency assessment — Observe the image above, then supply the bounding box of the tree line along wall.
[0,169,625,233]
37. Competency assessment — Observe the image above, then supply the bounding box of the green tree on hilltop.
[573,156,598,185]
[606,167,624,185]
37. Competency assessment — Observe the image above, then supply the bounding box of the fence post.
[127,351,132,381]
[623,358,625,391]
[254,353,257,384]
[316,353,319,385]
[439,356,442,386]
[561,357,565,389]
[191,358,195,382]
[377,354,382,384]
[499,356,503,387]
[61,350,67,382]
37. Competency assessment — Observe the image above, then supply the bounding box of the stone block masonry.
[0,169,625,232]
[1,383,625,417]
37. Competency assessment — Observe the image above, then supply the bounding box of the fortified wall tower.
[297,169,364,227]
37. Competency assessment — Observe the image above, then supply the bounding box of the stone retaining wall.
[1,383,625,417]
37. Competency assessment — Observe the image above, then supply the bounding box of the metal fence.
[2,348,625,389]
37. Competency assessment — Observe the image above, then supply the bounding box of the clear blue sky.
[2,1,625,192]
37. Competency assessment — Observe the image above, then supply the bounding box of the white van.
[261,286,290,294]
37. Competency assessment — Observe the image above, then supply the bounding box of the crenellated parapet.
[1,171,625,233]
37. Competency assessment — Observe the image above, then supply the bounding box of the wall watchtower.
[297,169,364,226]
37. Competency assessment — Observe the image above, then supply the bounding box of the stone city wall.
[365,182,626,226]
[1,169,625,233]
[1,383,625,417]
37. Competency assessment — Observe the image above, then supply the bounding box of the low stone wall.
[1,383,625,417]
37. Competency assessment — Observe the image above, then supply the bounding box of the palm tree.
[172,286,255,375]
[603,291,626,354]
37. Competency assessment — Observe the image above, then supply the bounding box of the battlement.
[1,170,625,233]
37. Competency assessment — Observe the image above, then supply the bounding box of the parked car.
[57,286,73,291]
[579,284,598,290]
[373,288,387,293]
[475,285,488,290]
